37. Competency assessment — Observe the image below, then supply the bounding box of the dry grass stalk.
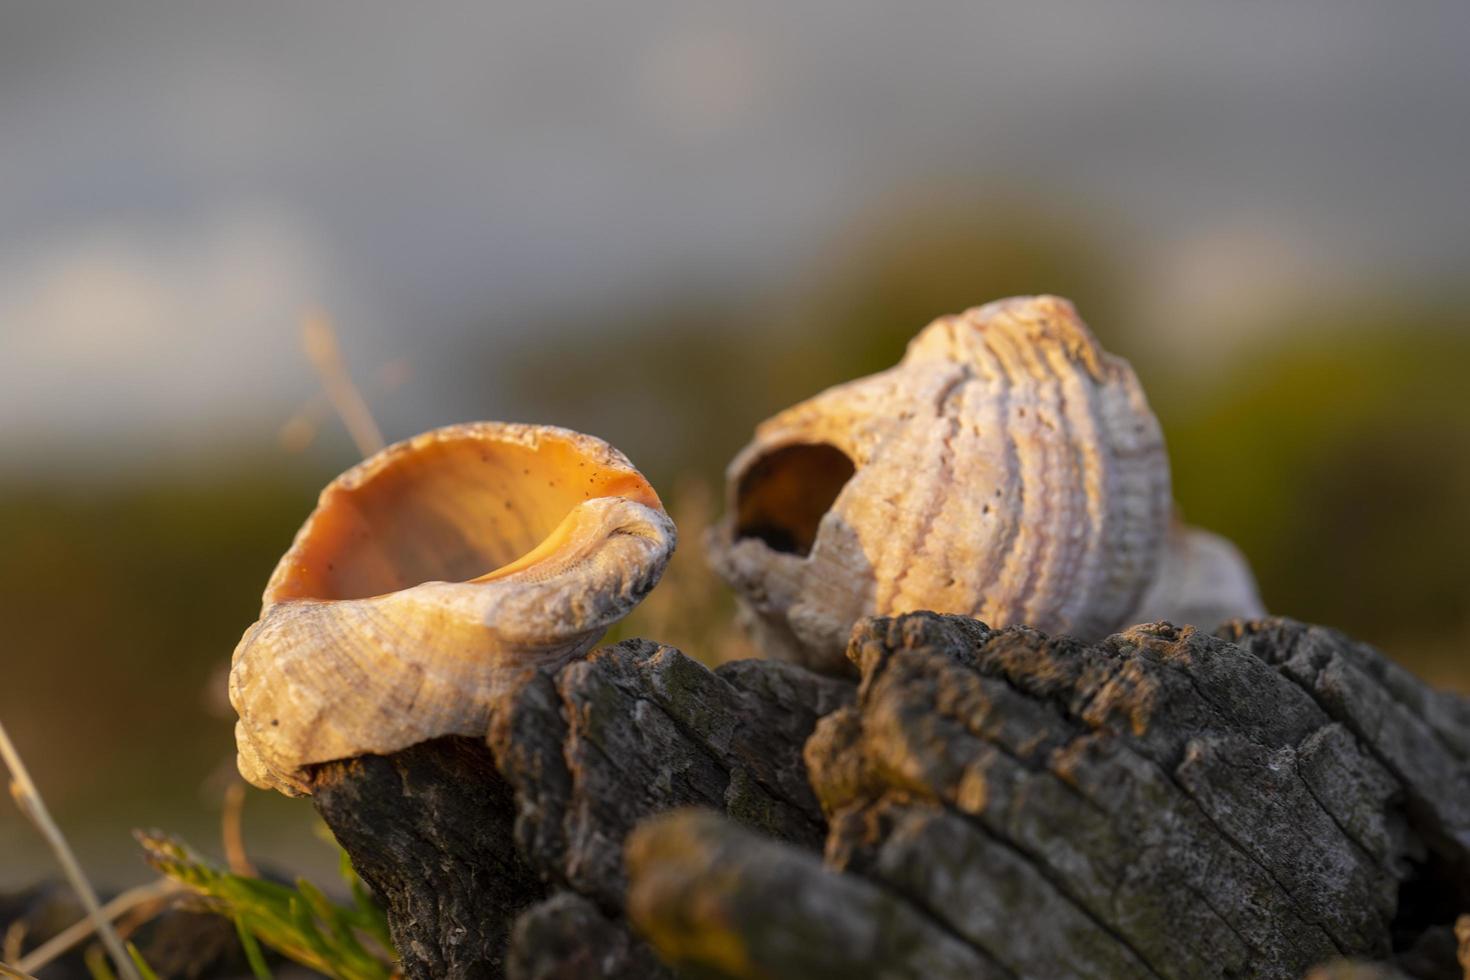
[0,718,141,980]
[280,357,411,455]
[301,311,386,457]
[14,878,182,975]
[221,781,256,876]
[2,921,26,967]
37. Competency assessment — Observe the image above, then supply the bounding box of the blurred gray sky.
[3,0,1469,464]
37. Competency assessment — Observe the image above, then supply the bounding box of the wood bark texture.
[306,615,1470,980]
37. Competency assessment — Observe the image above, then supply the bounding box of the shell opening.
[271,434,657,602]
[734,443,855,557]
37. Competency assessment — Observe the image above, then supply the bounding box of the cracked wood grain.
[304,614,1467,980]
[629,614,1469,980]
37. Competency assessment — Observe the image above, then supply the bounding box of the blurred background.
[3,1,1468,892]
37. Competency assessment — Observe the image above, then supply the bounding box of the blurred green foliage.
[0,460,324,785]
[1159,312,1470,684]
[0,459,334,886]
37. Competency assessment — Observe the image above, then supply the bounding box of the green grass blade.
[135,830,394,980]
[125,945,160,980]
[234,915,274,980]
[83,946,116,980]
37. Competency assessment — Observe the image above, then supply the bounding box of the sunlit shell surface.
[230,422,676,795]
[708,295,1172,673]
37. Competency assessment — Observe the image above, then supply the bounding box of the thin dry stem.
[14,878,183,975]
[221,781,256,876]
[0,962,39,980]
[0,719,141,980]
[2,921,25,966]
[301,311,386,457]
[280,354,410,455]
[278,392,332,453]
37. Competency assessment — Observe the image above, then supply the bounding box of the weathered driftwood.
[309,615,1470,980]
[629,615,1470,980]
[309,637,850,979]
[310,736,544,979]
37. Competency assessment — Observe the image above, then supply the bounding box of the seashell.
[230,422,676,795]
[1131,519,1266,632]
[707,295,1172,673]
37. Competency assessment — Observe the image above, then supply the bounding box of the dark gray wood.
[627,615,1470,980]
[504,892,666,980]
[484,639,853,910]
[310,736,544,980]
[307,616,1469,980]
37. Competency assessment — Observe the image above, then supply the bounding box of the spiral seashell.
[707,295,1172,673]
[230,422,676,795]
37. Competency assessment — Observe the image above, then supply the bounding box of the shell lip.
[717,431,859,560]
[326,420,653,496]
[260,495,670,614]
[261,420,666,609]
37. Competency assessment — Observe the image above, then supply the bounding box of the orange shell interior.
[267,432,660,602]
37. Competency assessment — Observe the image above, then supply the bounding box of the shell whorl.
[230,422,676,795]
[709,295,1173,673]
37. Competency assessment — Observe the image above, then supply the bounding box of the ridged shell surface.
[230,422,676,795]
[708,295,1171,673]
